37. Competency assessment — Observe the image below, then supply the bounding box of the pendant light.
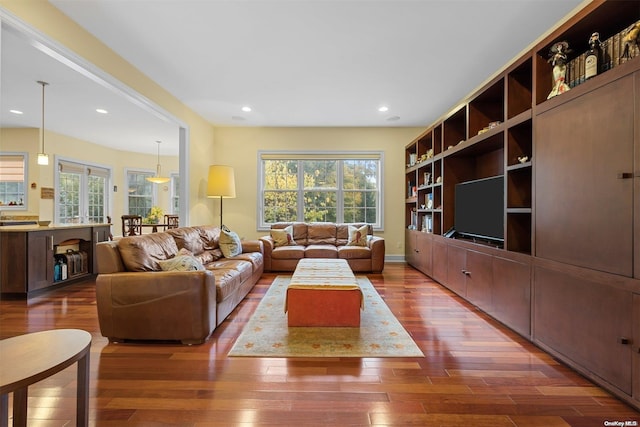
[146,140,170,184]
[36,81,49,166]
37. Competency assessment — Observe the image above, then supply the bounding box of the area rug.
[229,276,424,358]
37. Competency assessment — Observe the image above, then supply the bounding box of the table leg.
[0,394,7,427]
[12,388,27,427]
[76,351,90,427]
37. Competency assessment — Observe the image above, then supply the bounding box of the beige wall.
[213,127,423,258]
[0,127,178,225]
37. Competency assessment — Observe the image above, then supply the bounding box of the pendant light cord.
[38,81,49,153]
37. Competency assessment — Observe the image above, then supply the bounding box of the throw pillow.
[219,225,243,258]
[347,224,369,247]
[157,254,205,271]
[271,225,296,247]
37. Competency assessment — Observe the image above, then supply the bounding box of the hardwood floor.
[1,263,638,426]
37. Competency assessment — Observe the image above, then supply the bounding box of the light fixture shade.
[146,140,170,184]
[37,153,49,166]
[207,165,236,198]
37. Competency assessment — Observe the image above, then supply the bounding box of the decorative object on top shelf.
[478,121,502,135]
[585,32,601,80]
[436,176,442,184]
[518,156,529,164]
[620,20,640,61]
[144,206,164,224]
[409,153,417,166]
[547,41,571,99]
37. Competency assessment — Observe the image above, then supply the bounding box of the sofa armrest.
[241,239,264,255]
[96,270,216,343]
[96,240,126,274]
[258,236,275,271]
[368,236,385,273]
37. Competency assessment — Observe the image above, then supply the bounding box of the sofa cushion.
[307,222,336,245]
[231,252,264,273]
[271,245,305,260]
[338,245,371,260]
[337,223,372,246]
[193,225,221,250]
[195,249,223,265]
[168,227,205,255]
[271,225,296,247]
[305,244,338,258]
[210,268,241,302]
[220,226,242,258]
[118,233,179,271]
[158,253,205,271]
[347,224,369,246]
[209,259,253,282]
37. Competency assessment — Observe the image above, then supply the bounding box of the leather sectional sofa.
[95,225,263,344]
[260,222,385,273]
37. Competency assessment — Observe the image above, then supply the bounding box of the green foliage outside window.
[261,156,381,227]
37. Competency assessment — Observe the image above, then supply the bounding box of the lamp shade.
[207,165,236,198]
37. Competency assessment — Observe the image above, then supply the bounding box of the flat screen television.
[454,175,504,242]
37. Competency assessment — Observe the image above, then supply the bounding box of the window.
[171,173,180,214]
[57,159,110,224]
[0,153,28,210]
[259,152,383,230]
[126,170,155,217]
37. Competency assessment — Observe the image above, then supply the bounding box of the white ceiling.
[2,0,586,154]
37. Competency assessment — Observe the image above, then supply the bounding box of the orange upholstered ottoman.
[285,259,362,327]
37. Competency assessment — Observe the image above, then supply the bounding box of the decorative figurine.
[547,41,571,99]
[620,20,640,61]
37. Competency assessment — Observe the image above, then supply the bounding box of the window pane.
[263,191,297,222]
[303,191,337,222]
[264,160,298,190]
[303,160,337,189]
[128,172,153,217]
[87,175,106,223]
[59,172,82,223]
[344,160,377,190]
[0,154,27,208]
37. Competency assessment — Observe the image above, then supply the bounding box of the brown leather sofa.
[260,222,385,273]
[95,225,263,344]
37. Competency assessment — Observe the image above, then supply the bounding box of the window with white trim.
[171,173,180,214]
[126,170,155,217]
[57,159,110,224]
[258,151,383,230]
[0,153,28,210]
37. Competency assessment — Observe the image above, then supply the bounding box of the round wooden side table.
[0,329,92,427]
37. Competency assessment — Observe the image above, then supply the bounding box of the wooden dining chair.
[121,215,142,236]
[164,214,179,230]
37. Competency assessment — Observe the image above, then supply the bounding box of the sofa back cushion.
[168,227,205,255]
[307,222,337,245]
[271,222,308,246]
[336,223,372,246]
[118,232,179,271]
[193,225,221,250]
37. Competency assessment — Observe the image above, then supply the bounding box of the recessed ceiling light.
[9,109,23,115]
[241,106,252,112]
[378,106,389,112]
[96,108,108,114]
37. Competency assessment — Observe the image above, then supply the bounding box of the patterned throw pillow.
[157,253,205,271]
[347,224,369,247]
[219,225,243,258]
[271,225,296,247]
